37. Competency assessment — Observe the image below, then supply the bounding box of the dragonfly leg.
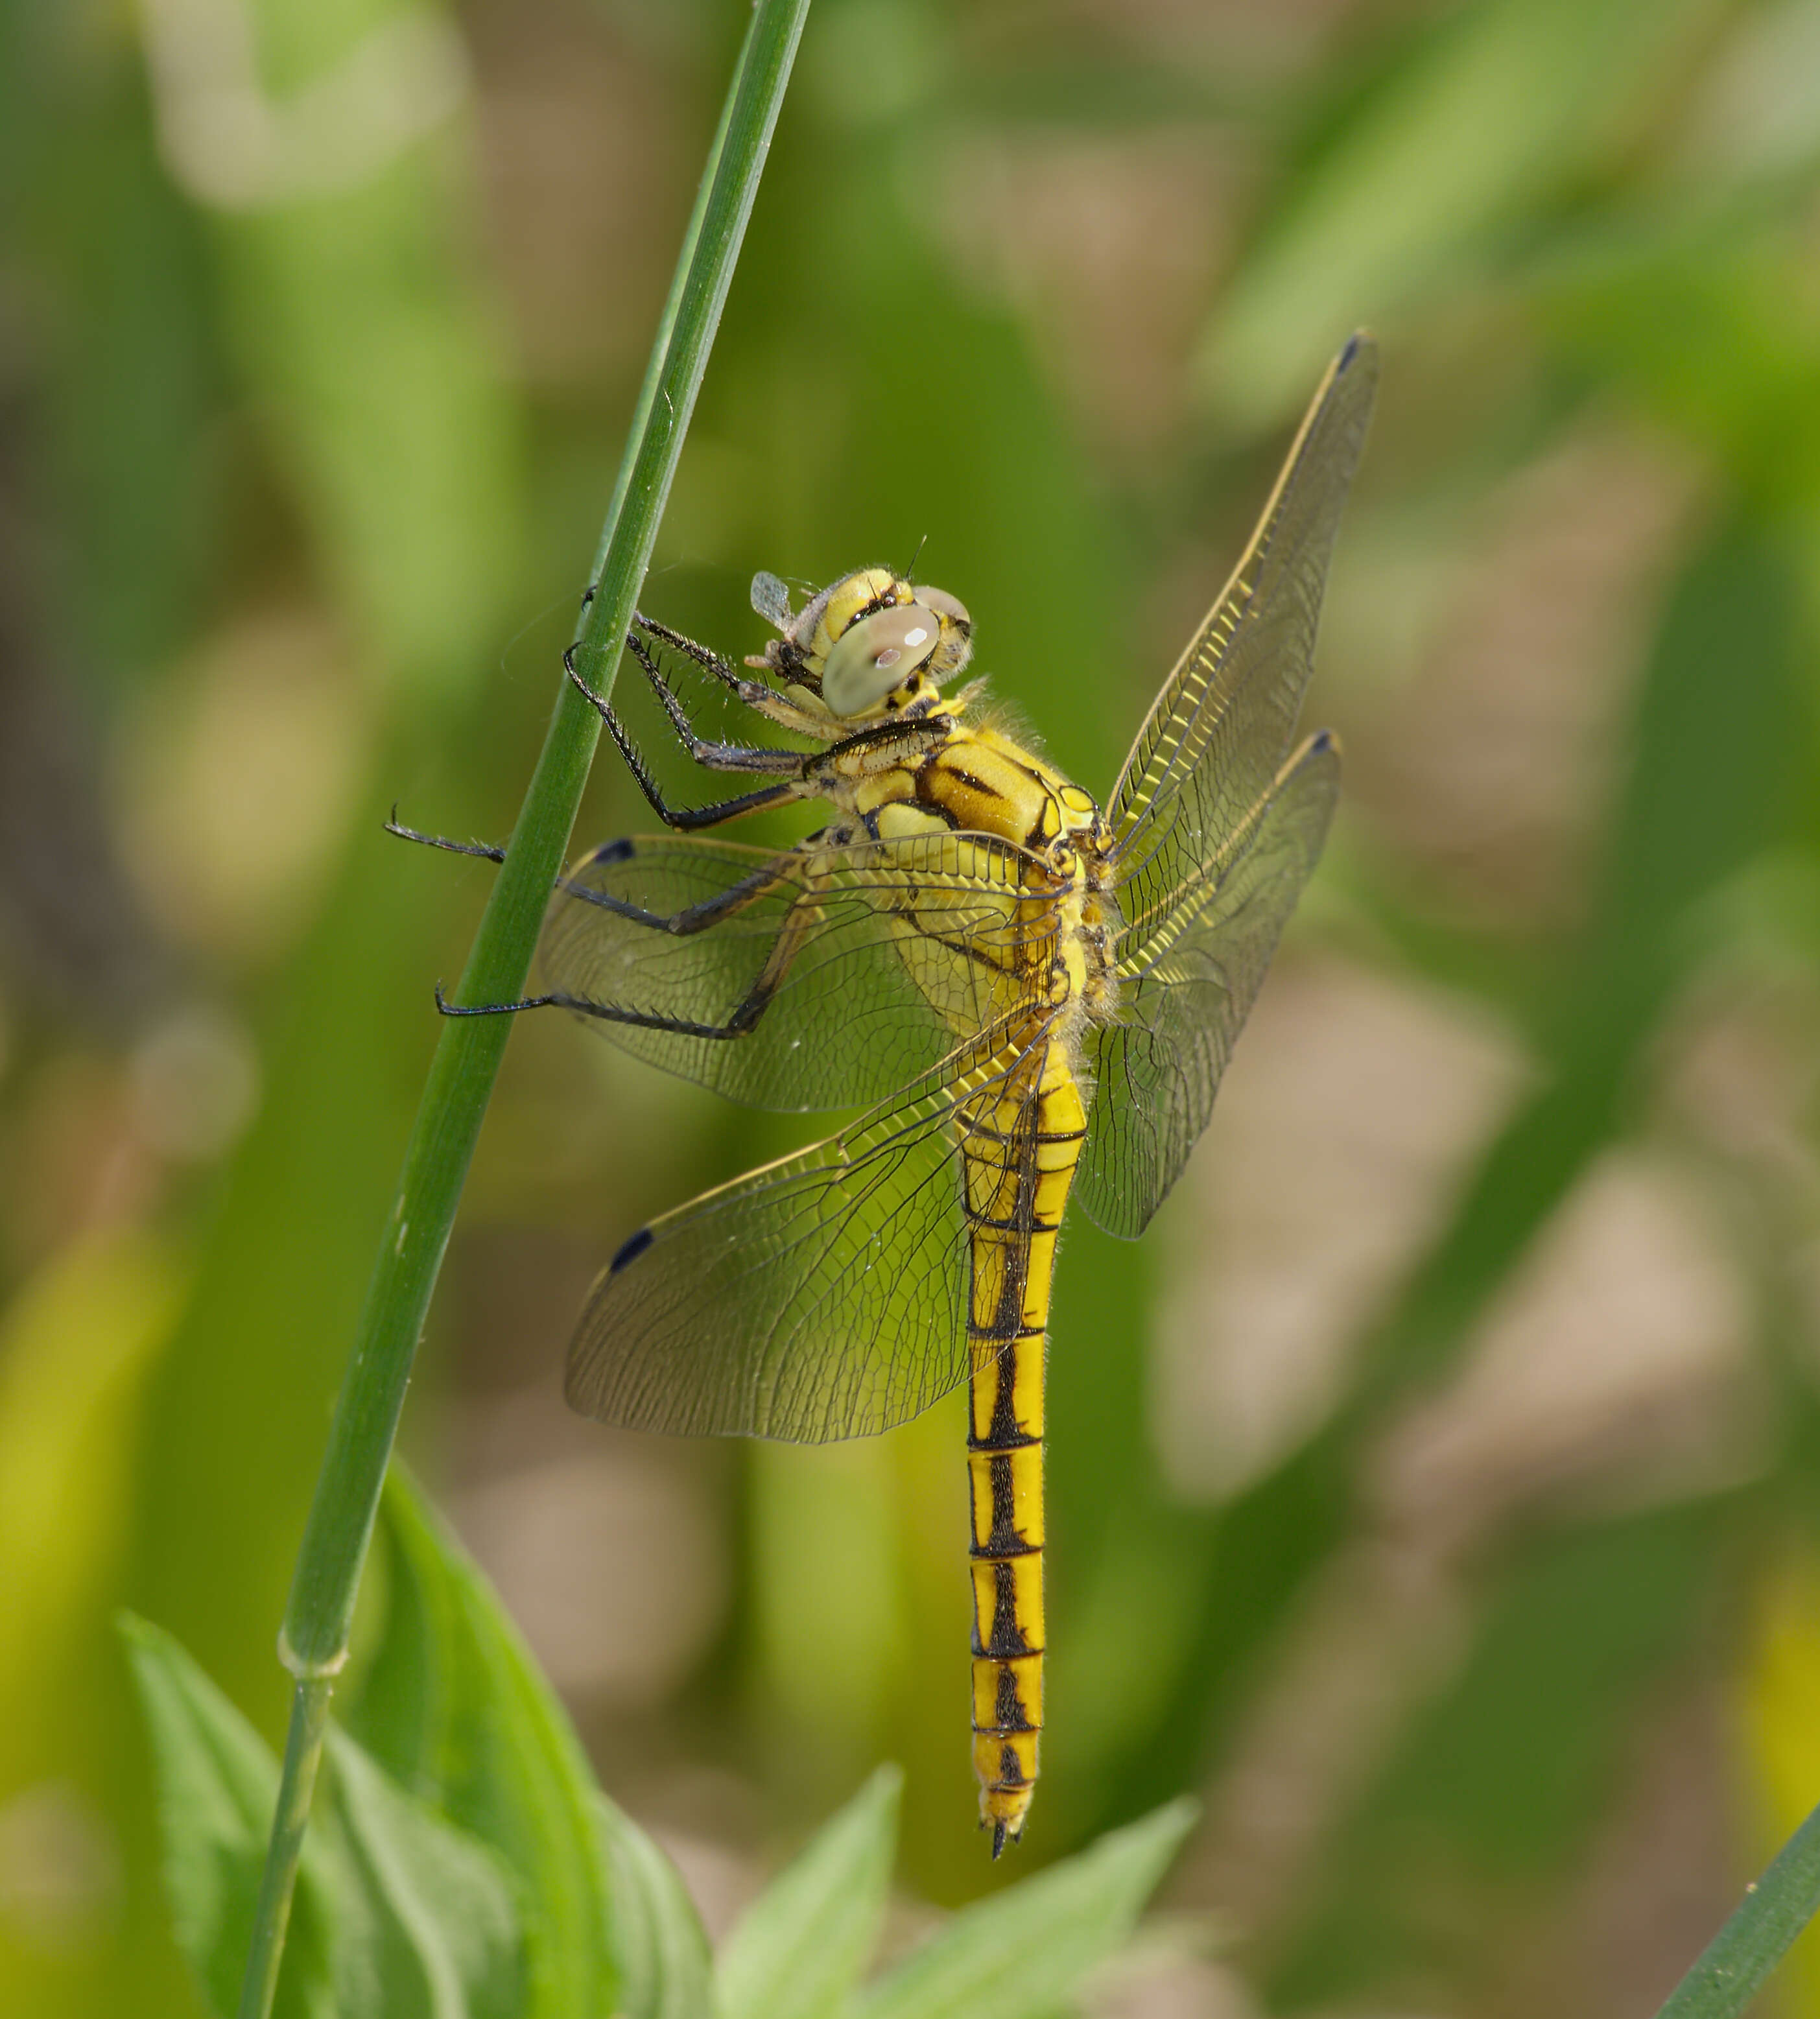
[641,696,960,823]
[634,615,838,738]
[632,614,813,726]
[438,974,797,1045]
[557,840,834,1039]
[434,981,560,1016]
[433,978,754,1038]
[565,647,804,832]
[561,842,794,932]
[384,807,506,863]
[807,712,956,780]
[627,632,806,775]
[632,613,748,688]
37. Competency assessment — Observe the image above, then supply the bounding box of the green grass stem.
[1653,1802,1820,2019]
[233,7,813,2014]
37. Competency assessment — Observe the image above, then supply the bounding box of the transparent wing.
[566,1017,1052,1443]
[1078,731,1339,1239]
[541,830,1055,1112]
[751,570,794,626]
[1107,332,1374,959]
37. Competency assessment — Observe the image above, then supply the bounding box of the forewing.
[1078,731,1339,1239]
[1108,333,1374,956]
[541,831,1050,1112]
[566,1018,1050,1443]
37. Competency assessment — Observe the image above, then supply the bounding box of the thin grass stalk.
[1653,1801,1820,2019]
[233,8,813,2013]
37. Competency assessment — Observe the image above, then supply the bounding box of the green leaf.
[716,1765,901,2019]
[120,1612,338,2019]
[600,1794,713,2019]
[324,1729,525,2018]
[124,1612,530,2019]
[1599,517,1803,951]
[854,1799,1196,2019]
[345,1467,617,2017]
[1655,1802,1820,2018]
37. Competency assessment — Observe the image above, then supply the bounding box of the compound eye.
[912,585,971,633]
[821,602,943,716]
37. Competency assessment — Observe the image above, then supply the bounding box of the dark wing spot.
[609,1226,654,1273]
[590,838,635,866]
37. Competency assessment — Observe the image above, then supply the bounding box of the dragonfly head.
[745,566,973,722]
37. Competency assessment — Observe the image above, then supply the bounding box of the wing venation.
[567,1016,1056,1443]
[1079,731,1340,1240]
[1107,333,1375,959]
[1079,333,1373,1236]
[541,829,1054,1113]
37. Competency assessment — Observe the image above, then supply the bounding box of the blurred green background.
[5,0,1820,2013]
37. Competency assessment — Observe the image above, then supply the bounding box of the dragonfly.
[427,333,1377,1854]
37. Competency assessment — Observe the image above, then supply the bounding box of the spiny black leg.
[821,713,956,764]
[633,613,775,709]
[654,781,801,829]
[437,976,779,1043]
[551,841,827,1041]
[561,847,790,936]
[626,633,803,777]
[386,805,506,863]
[563,645,687,823]
[565,646,800,832]
[434,982,563,1017]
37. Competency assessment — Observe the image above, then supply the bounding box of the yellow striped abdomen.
[963,1035,1085,1855]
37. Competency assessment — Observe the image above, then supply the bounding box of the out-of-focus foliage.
[124,1610,528,2019]
[124,1470,1190,2018]
[4,1,1820,2014]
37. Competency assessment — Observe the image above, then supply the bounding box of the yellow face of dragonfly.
[745,565,975,722]
[509,333,1378,1856]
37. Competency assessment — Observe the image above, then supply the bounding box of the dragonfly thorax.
[746,565,973,722]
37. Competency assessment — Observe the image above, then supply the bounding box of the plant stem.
[235,6,812,2013]
[1653,1801,1820,2019]
[235,1676,331,2019]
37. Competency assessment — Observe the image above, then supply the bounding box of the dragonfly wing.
[566,1017,1052,1443]
[1078,731,1339,1239]
[1108,333,1374,957]
[541,831,1049,1112]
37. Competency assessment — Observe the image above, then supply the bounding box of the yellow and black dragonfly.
[424,334,1376,1854]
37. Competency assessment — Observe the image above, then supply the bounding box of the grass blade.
[1653,1804,1820,2019]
